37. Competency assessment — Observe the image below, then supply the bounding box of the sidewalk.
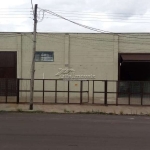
[0,103,150,115]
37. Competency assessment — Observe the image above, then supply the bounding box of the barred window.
[35,52,54,62]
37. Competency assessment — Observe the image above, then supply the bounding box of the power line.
[43,12,150,19]
[41,17,150,24]
[43,15,150,20]
[37,8,150,40]
[38,8,112,33]
[36,9,150,15]
[0,8,31,9]
[38,8,150,37]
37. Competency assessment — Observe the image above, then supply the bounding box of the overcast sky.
[1,0,150,33]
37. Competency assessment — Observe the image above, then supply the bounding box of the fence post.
[43,79,44,104]
[92,80,94,104]
[80,80,83,104]
[68,81,69,104]
[128,82,131,105]
[5,78,7,103]
[141,82,143,106]
[104,80,107,106]
[116,81,118,106]
[88,80,89,103]
[55,80,57,103]
[17,79,20,104]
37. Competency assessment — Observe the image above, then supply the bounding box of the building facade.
[0,32,150,103]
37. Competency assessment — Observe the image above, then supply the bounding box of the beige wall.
[32,33,118,81]
[119,33,150,53]
[20,33,119,101]
[1,33,150,80]
[0,32,150,102]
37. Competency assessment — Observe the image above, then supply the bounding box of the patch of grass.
[49,111,59,114]
[64,109,70,113]
[120,111,124,115]
[26,110,44,113]
[0,110,7,113]
[17,108,23,112]
[108,112,114,115]
[77,111,108,115]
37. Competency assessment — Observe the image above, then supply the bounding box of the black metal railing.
[18,79,89,104]
[92,80,150,106]
[1,78,150,106]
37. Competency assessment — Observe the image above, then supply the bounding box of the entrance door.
[0,52,17,96]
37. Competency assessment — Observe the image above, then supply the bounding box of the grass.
[0,108,150,116]
[64,109,71,113]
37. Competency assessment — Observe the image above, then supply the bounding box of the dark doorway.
[0,52,17,96]
[0,52,17,78]
[119,53,150,81]
[118,53,150,99]
[120,62,150,81]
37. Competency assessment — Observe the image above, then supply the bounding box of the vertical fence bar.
[55,80,57,103]
[88,80,89,103]
[104,80,107,106]
[17,79,20,104]
[68,81,69,104]
[92,80,94,104]
[80,80,83,104]
[116,81,118,106]
[43,79,45,104]
[128,82,131,105]
[141,82,143,106]
[5,78,7,103]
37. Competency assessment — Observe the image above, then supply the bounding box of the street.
[0,113,150,150]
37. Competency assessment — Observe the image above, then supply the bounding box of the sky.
[0,0,150,33]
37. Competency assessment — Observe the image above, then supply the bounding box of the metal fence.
[93,80,150,106]
[0,78,150,106]
[19,79,89,104]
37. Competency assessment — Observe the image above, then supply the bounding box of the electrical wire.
[43,13,150,20]
[38,8,150,39]
[39,9,150,15]
[37,9,45,22]
[38,8,112,33]
[41,17,150,23]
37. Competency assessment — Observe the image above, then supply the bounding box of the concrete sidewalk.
[0,103,150,115]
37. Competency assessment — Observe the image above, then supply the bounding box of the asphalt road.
[0,113,150,150]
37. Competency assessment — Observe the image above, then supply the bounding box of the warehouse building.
[0,32,150,104]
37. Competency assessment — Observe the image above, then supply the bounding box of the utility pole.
[29,4,38,110]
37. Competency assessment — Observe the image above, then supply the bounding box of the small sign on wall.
[35,52,54,62]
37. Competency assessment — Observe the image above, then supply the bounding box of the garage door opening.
[119,54,150,81]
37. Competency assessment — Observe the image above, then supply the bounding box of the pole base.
[29,104,33,110]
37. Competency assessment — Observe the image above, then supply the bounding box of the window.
[35,52,54,62]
